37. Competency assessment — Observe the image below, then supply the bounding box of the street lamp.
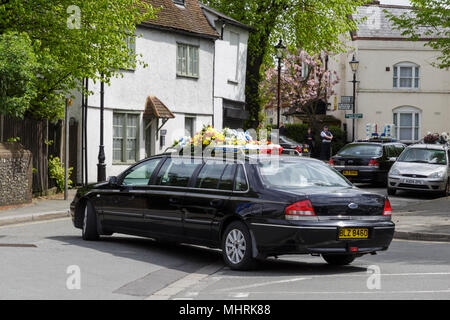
[97,73,106,182]
[275,38,286,129]
[349,55,359,141]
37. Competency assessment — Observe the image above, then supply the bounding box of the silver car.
[387,144,450,197]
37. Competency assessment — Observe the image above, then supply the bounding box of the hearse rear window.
[155,158,200,187]
[234,165,248,191]
[195,161,228,189]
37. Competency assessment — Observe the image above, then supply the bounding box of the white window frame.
[393,106,421,143]
[113,112,140,164]
[177,43,199,78]
[393,62,420,89]
[228,31,240,83]
[184,115,196,137]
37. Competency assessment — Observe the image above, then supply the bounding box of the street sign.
[345,113,363,119]
[341,96,354,104]
[338,103,353,110]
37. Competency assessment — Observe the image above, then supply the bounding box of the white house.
[69,0,250,183]
[200,3,251,129]
[328,2,450,143]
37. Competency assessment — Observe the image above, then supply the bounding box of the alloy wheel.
[225,229,246,264]
[83,206,88,234]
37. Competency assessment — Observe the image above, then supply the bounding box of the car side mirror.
[389,157,397,162]
[107,176,119,187]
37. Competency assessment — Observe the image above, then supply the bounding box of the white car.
[387,144,450,197]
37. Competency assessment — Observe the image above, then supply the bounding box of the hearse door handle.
[210,199,223,208]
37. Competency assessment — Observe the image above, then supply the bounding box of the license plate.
[343,170,358,176]
[338,228,369,239]
[402,178,423,185]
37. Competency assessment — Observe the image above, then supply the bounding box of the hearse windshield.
[257,160,351,188]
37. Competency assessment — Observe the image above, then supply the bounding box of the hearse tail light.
[383,199,392,216]
[328,159,335,166]
[368,160,380,168]
[285,200,316,219]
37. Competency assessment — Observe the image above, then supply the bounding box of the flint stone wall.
[0,142,32,206]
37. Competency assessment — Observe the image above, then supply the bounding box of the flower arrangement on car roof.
[172,125,282,154]
[423,132,449,145]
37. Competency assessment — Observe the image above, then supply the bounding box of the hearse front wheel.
[322,254,356,266]
[222,221,256,270]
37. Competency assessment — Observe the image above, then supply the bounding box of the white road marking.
[145,262,223,300]
[218,277,309,292]
[229,292,249,298]
[222,289,450,296]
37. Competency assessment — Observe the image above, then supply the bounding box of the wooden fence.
[1,115,62,194]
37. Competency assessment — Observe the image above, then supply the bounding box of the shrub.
[283,123,346,157]
[48,156,73,193]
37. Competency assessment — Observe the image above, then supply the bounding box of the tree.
[203,0,366,128]
[386,0,450,69]
[0,32,39,118]
[261,50,339,135]
[0,0,157,119]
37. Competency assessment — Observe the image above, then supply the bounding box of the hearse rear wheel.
[222,221,256,270]
[322,254,356,266]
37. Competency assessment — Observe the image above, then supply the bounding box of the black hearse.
[70,154,395,270]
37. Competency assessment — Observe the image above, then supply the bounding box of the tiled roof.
[143,96,175,119]
[141,0,219,38]
[353,4,440,40]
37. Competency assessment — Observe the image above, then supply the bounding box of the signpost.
[338,103,353,110]
[345,113,363,119]
[341,96,354,104]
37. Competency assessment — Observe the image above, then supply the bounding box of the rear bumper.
[249,219,395,256]
[335,166,387,183]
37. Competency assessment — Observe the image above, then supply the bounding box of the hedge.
[284,123,346,158]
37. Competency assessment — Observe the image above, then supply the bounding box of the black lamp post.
[275,38,286,129]
[97,73,106,182]
[349,55,359,142]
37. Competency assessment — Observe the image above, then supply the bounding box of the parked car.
[70,154,395,270]
[329,139,406,185]
[279,135,310,157]
[387,143,450,196]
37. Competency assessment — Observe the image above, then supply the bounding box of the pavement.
[391,195,450,242]
[0,189,75,226]
[0,188,449,242]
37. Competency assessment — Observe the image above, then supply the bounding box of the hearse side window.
[155,158,200,187]
[218,164,236,191]
[195,161,228,189]
[122,158,161,186]
[234,165,248,191]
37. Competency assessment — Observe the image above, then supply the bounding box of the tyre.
[222,221,256,270]
[387,187,396,196]
[322,254,356,266]
[82,200,99,241]
[439,180,449,197]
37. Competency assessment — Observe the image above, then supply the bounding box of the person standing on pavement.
[279,123,287,137]
[304,127,315,156]
[320,125,333,160]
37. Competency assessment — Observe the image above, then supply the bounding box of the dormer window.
[173,0,185,6]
